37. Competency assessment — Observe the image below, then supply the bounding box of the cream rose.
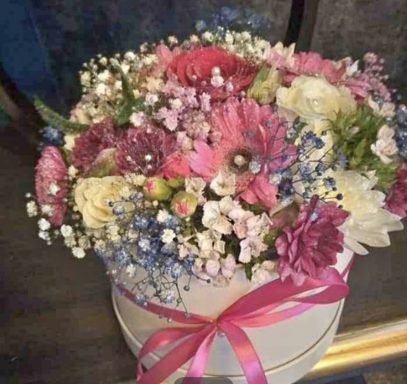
[276,75,356,120]
[74,176,133,229]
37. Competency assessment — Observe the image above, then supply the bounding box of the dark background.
[0,1,406,383]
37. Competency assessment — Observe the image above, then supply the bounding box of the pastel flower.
[386,164,407,218]
[324,171,403,255]
[221,254,237,279]
[167,46,257,100]
[35,146,68,226]
[72,118,117,171]
[276,76,356,121]
[286,52,346,84]
[210,170,236,196]
[185,177,207,205]
[205,258,221,277]
[190,98,296,208]
[370,125,398,164]
[239,236,267,263]
[276,196,349,286]
[202,201,233,235]
[74,176,133,229]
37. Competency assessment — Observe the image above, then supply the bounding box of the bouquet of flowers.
[27,29,406,307]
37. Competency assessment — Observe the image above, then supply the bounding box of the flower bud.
[247,66,281,105]
[143,177,172,201]
[171,191,198,218]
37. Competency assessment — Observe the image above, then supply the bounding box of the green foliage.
[34,97,88,133]
[329,106,397,191]
[113,65,144,126]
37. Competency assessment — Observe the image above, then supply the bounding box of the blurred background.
[0,1,406,384]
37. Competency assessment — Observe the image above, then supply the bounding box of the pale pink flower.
[189,98,297,208]
[35,146,68,226]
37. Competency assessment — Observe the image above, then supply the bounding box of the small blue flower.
[42,126,64,146]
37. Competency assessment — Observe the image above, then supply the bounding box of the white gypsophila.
[48,183,60,196]
[126,264,136,277]
[72,247,86,259]
[60,224,73,238]
[370,125,398,164]
[161,229,176,244]
[68,165,78,179]
[26,201,38,217]
[322,170,403,255]
[156,209,170,223]
[169,98,183,110]
[129,112,145,127]
[38,230,50,241]
[40,204,54,217]
[38,218,51,231]
[64,236,76,248]
[78,236,91,249]
[125,173,146,186]
[210,171,236,196]
[145,93,159,106]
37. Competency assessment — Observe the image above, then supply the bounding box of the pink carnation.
[72,118,117,171]
[276,196,349,286]
[270,52,346,84]
[189,98,297,208]
[385,164,407,218]
[161,152,192,179]
[115,126,176,176]
[35,146,68,226]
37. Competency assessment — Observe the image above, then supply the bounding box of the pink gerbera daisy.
[189,98,297,208]
[35,146,68,226]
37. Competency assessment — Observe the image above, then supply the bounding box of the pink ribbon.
[116,258,353,384]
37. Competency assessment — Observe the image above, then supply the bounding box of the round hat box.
[112,248,353,383]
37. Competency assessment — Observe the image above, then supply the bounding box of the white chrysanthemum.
[326,170,403,255]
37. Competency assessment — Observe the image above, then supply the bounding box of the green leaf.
[113,65,144,126]
[33,97,88,133]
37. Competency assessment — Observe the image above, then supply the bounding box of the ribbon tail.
[137,327,203,379]
[184,327,217,384]
[137,327,211,384]
[220,322,267,384]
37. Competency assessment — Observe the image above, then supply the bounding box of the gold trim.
[305,317,407,380]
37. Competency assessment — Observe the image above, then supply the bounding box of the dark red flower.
[386,164,407,218]
[35,146,68,226]
[167,46,257,100]
[71,118,117,171]
[276,196,349,286]
[115,126,176,176]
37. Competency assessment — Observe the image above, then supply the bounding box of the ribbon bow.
[116,259,353,384]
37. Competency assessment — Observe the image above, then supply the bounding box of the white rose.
[74,176,133,229]
[276,75,356,120]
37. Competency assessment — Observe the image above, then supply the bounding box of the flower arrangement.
[27,29,406,310]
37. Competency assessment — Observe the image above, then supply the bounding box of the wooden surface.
[0,129,406,384]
